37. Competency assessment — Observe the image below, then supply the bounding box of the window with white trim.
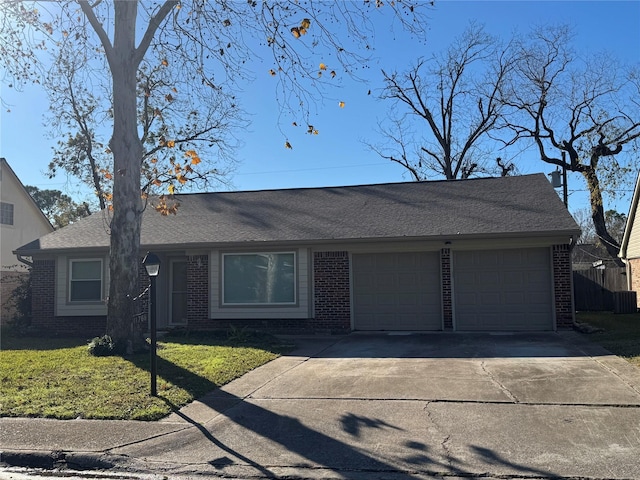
[222,252,295,305]
[0,202,14,225]
[69,259,103,302]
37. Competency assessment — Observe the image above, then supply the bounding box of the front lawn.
[576,311,640,367]
[0,331,291,421]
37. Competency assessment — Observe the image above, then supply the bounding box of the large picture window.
[69,259,103,302]
[223,252,295,305]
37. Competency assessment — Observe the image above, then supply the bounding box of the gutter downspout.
[568,235,577,328]
[618,255,631,291]
[16,254,33,268]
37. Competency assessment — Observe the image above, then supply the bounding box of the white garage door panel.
[353,252,442,331]
[454,248,553,331]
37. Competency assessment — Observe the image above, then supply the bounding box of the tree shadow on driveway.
[340,412,402,438]
[123,354,560,479]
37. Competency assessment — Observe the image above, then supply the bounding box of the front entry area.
[170,259,188,325]
[352,252,442,331]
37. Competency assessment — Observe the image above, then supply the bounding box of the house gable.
[1,158,54,270]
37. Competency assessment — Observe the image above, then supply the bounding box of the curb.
[0,449,119,470]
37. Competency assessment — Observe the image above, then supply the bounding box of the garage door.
[352,252,442,330]
[453,248,553,331]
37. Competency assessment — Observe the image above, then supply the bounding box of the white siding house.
[1,158,54,322]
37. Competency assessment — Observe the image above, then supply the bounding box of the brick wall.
[441,248,453,330]
[187,255,209,325]
[187,318,316,334]
[51,316,107,337]
[31,259,56,331]
[628,258,640,308]
[62,251,353,335]
[29,258,107,337]
[553,244,575,328]
[312,251,351,333]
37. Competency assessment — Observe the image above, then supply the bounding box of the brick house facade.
[19,175,581,335]
[30,246,576,336]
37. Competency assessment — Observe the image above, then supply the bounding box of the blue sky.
[1,0,639,216]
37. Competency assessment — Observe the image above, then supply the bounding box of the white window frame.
[221,251,297,306]
[68,258,103,303]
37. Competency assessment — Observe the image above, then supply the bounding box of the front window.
[69,259,103,302]
[222,252,295,305]
[0,202,14,225]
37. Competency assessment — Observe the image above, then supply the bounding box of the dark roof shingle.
[16,173,580,253]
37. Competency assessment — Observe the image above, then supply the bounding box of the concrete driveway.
[2,332,640,479]
[116,332,640,479]
[251,332,640,405]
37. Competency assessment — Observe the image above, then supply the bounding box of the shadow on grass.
[127,351,220,402]
[123,331,291,411]
[0,327,291,354]
[0,334,87,351]
[161,329,293,354]
[576,312,640,359]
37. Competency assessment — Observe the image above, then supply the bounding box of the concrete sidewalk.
[2,332,640,479]
[0,337,338,474]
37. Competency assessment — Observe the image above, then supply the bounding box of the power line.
[234,162,392,177]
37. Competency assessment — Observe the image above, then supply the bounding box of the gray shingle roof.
[16,173,580,254]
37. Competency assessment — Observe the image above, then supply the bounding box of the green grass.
[0,331,291,421]
[576,311,640,367]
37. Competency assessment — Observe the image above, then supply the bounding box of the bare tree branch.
[504,24,640,258]
[372,23,514,181]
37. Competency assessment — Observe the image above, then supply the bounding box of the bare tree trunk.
[582,167,621,260]
[105,2,144,353]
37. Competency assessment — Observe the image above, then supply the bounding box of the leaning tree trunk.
[582,167,621,260]
[104,2,144,354]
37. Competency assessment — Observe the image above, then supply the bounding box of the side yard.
[576,311,640,367]
[0,331,291,420]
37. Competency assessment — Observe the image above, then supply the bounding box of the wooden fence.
[573,267,628,311]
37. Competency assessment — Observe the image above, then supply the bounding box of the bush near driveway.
[576,311,640,367]
[0,330,290,421]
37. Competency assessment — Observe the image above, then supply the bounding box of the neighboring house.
[618,171,640,308]
[1,158,54,321]
[16,173,580,335]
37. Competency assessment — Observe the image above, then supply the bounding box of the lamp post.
[142,252,161,396]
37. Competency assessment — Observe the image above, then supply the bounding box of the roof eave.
[19,229,580,256]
